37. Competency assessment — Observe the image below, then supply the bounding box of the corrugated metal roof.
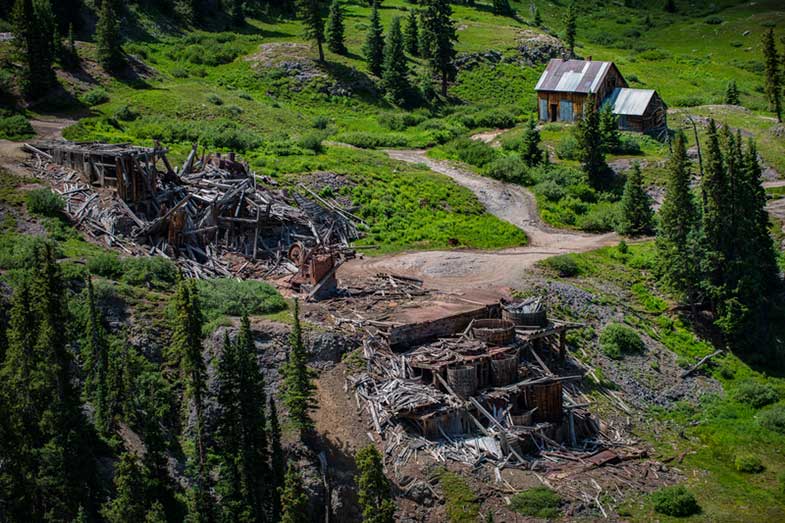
[605,88,656,116]
[535,59,615,94]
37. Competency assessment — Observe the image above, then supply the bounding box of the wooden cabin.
[535,59,667,135]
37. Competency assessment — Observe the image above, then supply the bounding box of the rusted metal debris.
[25,141,358,293]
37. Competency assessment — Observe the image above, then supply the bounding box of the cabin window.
[559,100,574,121]
[539,99,548,121]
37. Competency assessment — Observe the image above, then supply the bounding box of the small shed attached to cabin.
[604,88,668,137]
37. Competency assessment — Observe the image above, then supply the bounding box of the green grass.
[436,468,480,523]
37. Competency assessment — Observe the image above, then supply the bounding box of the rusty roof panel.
[535,59,616,94]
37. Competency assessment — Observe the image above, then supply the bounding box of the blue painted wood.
[539,99,548,121]
[559,100,574,121]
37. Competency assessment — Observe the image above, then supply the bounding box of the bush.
[705,15,723,24]
[544,254,580,277]
[446,138,498,167]
[732,381,780,408]
[80,87,109,106]
[378,112,425,131]
[600,323,644,359]
[555,135,579,160]
[473,108,516,129]
[87,252,124,279]
[484,156,530,184]
[298,132,324,153]
[611,135,643,155]
[207,93,224,105]
[113,104,138,122]
[334,132,408,149]
[120,256,178,289]
[759,404,785,435]
[536,179,566,202]
[509,487,561,518]
[576,202,619,232]
[651,485,700,517]
[734,453,764,473]
[0,114,35,140]
[26,188,64,217]
[312,115,329,129]
[196,278,287,322]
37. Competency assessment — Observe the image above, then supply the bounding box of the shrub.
[113,104,138,122]
[734,453,764,473]
[171,67,189,78]
[26,188,64,217]
[544,254,580,277]
[651,485,700,517]
[238,92,252,100]
[437,469,480,523]
[0,114,35,140]
[705,15,723,25]
[207,94,224,105]
[447,138,498,167]
[484,156,530,184]
[334,132,408,148]
[298,132,324,153]
[576,202,619,232]
[600,323,644,359]
[80,87,109,106]
[473,108,516,129]
[87,252,124,279]
[312,115,329,129]
[120,256,178,289]
[536,179,566,202]
[509,487,561,518]
[378,112,425,131]
[196,278,287,322]
[611,135,643,155]
[759,404,785,435]
[555,135,579,160]
[732,381,780,408]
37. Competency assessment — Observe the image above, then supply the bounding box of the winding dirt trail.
[339,149,618,294]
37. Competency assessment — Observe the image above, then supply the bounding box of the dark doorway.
[550,104,558,122]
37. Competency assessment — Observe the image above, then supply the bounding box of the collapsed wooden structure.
[25,141,358,292]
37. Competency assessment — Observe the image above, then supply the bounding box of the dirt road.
[339,150,618,294]
[0,118,74,176]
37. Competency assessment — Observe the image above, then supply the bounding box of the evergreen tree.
[364,5,385,76]
[269,396,285,523]
[63,22,79,69]
[102,452,149,523]
[382,17,411,105]
[356,445,395,523]
[280,463,309,523]
[574,96,609,188]
[520,119,543,167]
[724,79,740,105]
[762,29,782,122]
[229,0,245,26]
[564,1,577,57]
[618,163,654,236]
[421,0,457,96]
[280,299,318,435]
[96,0,124,71]
[664,0,676,13]
[418,9,432,64]
[12,0,56,97]
[83,276,111,436]
[533,6,542,26]
[492,0,512,17]
[326,0,347,55]
[146,502,168,523]
[599,102,620,153]
[404,9,419,56]
[700,119,730,307]
[656,132,701,305]
[298,0,326,61]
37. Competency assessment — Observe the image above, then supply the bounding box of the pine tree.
[101,452,149,523]
[618,163,654,236]
[762,29,781,122]
[599,102,620,153]
[96,0,124,71]
[404,9,419,56]
[520,118,543,167]
[280,299,318,435]
[575,96,609,188]
[421,0,457,96]
[298,0,326,61]
[724,79,740,105]
[269,396,285,523]
[656,132,700,305]
[12,0,56,97]
[492,0,513,17]
[145,502,168,523]
[533,6,542,26]
[564,1,577,57]
[700,119,730,306]
[63,22,79,69]
[382,17,411,105]
[229,0,245,26]
[418,9,432,64]
[83,276,111,436]
[364,5,385,76]
[280,463,310,523]
[326,0,347,55]
[356,445,395,523]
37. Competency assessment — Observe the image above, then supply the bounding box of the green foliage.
[12,0,56,97]
[298,132,324,153]
[492,0,513,17]
[544,254,580,277]
[298,0,326,61]
[762,29,782,121]
[575,96,610,188]
[356,445,395,523]
[207,93,224,105]
[280,299,317,434]
[735,453,764,473]
[599,323,644,359]
[618,163,654,236]
[101,453,150,522]
[382,17,411,105]
[364,6,385,77]
[732,381,780,408]
[196,278,286,323]
[113,104,139,122]
[484,156,530,184]
[759,404,785,435]
[520,119,544,167]
[564,1,577,56]
[509,487,561,518]
[651,485,700,517]
[421,0,457,96]
[25,188,63,217]
[441,137,498,167]
[555,134,579,160]
[404,9,419,56]
[333,131,407,148]
[436,469,479,523]
[326,0,346,55]
[121,256,178,290]
[0,113,34,140]
[725,80,740,105]
[96,0,123,71]
[80,87,110,106]
[280,464,309,523]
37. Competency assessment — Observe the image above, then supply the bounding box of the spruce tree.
[700,119,730,306]
[229,0,245,26]
[269,396,286,523]
[564,1,577,57]
[298,0,326,61]
[364,5,385,76]
[101,452,149,523]
[599,102,620,153]
[762,29,782,122]
[356,445,395,523]
[575,96,609,188]
[326,0,347,55]
[404,9,419,56]
[724,79,740,105]
[618,163,654,236]
[533,6,542,26]
[656,132,700,305]
[83,276,111,436]
[421,0,457,96]
[12,0,56,97]
[520,118,543,167]
[382,17,411,105]
[492,0,513,17]
[280,299,318,435]
[96,0,124,71]
[280,463,310,523]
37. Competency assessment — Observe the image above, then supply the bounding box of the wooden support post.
[559,330,566,363]
[568,409,576,447]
